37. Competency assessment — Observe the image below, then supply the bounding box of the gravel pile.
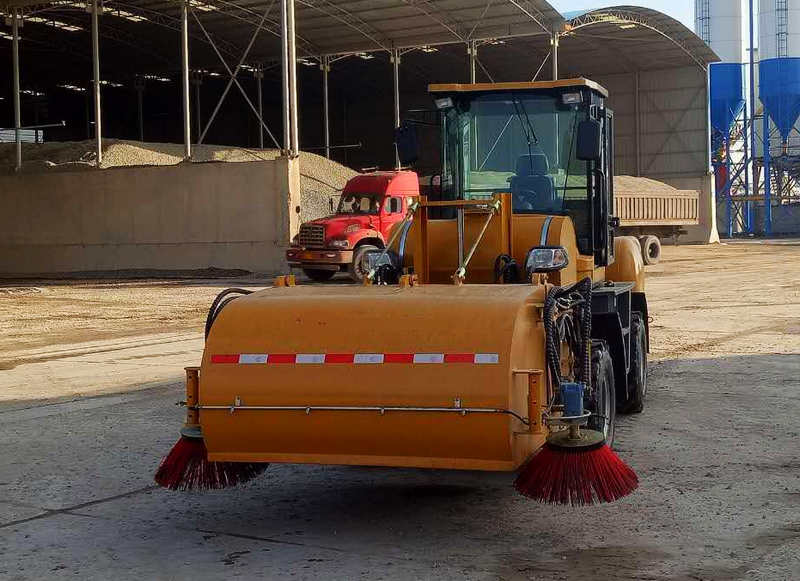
[0,139,356,222]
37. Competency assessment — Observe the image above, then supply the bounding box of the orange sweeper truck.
[156,79,648,506]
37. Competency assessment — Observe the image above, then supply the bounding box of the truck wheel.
[640,235,661,265]
[587,342,616,446]
[348,244,379,283]
[302,268,335,282]
[622,313,647,414]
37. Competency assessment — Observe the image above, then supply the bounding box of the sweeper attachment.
[155,78,649,505]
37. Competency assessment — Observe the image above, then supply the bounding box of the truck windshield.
[441,92,588,215]
[337,193,382,215]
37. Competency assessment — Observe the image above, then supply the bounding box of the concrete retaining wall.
[661,173,720,244]
[0,158,301,275]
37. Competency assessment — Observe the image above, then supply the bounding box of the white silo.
[759,0,800,59]
[695,0,747,63]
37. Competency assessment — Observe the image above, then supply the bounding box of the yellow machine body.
[189,79,649,474]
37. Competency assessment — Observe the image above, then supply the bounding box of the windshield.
[337,193,382,215]
[441,92,588,215]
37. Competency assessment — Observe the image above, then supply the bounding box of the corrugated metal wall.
[593,66,710,185]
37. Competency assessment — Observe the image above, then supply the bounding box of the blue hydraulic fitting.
[560,382,585,417]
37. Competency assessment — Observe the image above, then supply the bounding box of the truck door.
[591,107,616,266]
[382,196,403,237]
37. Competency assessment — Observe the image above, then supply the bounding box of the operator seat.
[510,153,556,212]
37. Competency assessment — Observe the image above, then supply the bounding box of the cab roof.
[428,78,608,98]
[344,171,419,196]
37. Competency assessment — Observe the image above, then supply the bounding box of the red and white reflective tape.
[210,352,499,365]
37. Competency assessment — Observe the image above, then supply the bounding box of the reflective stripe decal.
[211,352,500,365]
[354,353,385,364]
[384,353,415,364]
[267,354,296,364]
[444,353,474,363]
[239,354,267,364]
[413,353,445,364]
[325,353,355,364]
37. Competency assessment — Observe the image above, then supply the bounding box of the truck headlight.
[329,239,349,249]
[525,246,569,274]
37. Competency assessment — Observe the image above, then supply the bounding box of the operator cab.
[426,79,615,266]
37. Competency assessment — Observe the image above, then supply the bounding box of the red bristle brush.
[154,367,267,491]
[154,431,267,491]
[514,426,638,506]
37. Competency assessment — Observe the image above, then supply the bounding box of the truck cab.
[287,171,419,282]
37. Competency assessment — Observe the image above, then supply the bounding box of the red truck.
[287,171,419,282]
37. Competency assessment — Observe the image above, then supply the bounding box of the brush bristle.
[154,437,267,491]
[514,443,638,506]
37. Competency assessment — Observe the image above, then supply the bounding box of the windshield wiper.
[511,93,539,174]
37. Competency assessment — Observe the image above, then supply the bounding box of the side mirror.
[394,122,419,166]
[329,197,335,213]
[576,119,602,162]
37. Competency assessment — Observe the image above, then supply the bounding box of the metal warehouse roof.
[1,0,565,60]
[564,6,719,70]
[0,1,716,72]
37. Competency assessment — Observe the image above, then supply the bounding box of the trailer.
[614,176,700,265]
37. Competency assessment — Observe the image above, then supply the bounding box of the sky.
[548,1,694,30]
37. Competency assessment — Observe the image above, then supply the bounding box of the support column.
[551,31,559,81]
[763,112,772,235]
[134,77,145,141]
[181,0,191,159]
[280,0,291,154]
[287,0,299,157]
[392,48,401,169]
[91,0,102,166]
[11,8,21,172]
[321,55,330,158]
[468,40,476,83]
[725,134,733,237]
[634,71,641,177]
[748,0,757,233]
[256,64,265,149]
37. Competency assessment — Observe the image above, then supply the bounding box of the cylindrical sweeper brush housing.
[196,283,550,471]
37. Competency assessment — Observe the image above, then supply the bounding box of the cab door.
[380,196,403,238]
[602,109,616,265]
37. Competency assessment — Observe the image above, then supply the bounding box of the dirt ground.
[1,241,799,580]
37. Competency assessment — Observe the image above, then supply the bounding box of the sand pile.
[614,175,690,194]
[0,139,356,222]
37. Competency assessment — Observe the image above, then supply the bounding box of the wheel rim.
[597,374,612,438]
[589,370,612,439]
[355,254,369,280]
[639,336,647,397]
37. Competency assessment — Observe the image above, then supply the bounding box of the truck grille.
[298,224,325,248]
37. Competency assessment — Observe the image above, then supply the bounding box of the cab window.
[386,197,402,214]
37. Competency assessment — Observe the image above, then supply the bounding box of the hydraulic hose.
[204,288,254,340]
[543,277,593,392]
[493,254,520,283]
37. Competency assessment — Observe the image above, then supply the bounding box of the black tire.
[622,312,647,414]
[640,235,661,265]
[302,268,336,282]
[587,342,616,446]
[348,244,379,283]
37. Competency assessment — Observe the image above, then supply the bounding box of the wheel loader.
[159,79,649,499]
